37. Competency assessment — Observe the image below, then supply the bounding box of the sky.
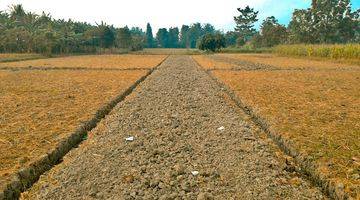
[0,0,359,32]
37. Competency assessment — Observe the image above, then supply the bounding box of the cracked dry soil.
[22,56,325,200]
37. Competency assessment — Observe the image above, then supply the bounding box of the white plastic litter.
[191,171,199,176]
[125,136,134,141]
[217,126,225,131]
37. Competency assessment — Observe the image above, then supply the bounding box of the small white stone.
[125,136,134,141]
[217,126,225,131]
[191,171,199,176]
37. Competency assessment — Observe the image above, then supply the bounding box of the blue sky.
[0,0,359,32]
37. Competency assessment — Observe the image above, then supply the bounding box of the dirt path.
[22,56,325,199]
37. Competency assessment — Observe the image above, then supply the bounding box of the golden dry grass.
[218,53,360,70]
[0,53,44,62]
[0,54,166,69]
[273,44,360,63]
[192,55,234,69]
[0,70,147,180]
[213,70,360,196]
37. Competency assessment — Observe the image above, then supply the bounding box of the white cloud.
[0,0,308,32]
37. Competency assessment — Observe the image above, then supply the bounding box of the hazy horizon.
[1,0,359,32]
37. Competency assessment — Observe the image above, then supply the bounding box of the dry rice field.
[193,54,360,70]
[0,54,164,188]
[196,54,360,197]
[216,54,360,70]
[1,53,359,198]
[0,54,166,69]
[0,70,147,181]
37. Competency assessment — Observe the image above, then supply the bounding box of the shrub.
[198,33,226,52]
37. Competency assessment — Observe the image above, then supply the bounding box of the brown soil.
[22,56,324,199]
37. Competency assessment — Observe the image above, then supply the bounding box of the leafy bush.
[198,33,226,52]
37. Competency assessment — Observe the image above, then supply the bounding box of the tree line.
[0,0,359,54]
[232,0,359,49]
[145,23,218,49]
[160,0,359,52]
[0,5,224,54]
[0,5,147,55]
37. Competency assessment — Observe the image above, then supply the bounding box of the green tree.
[10,4,26,23]
[156,28,169,48]
[288,9,316,43]
[83,27,101,51]
[130,36,144,51]
[249,33,263,48]
[100,25,115,48]
[288,0,359,43]
[188,23,202,48]
[224,31,238,47]
[179,25,190,48]
[130,27,145,37]
[168,27,179,48]
[202,23,215,35]
[130,27,145,51]
[117,26,132,48]
[145,23,155,48]
[198,33,226,52]
[259,16,287,47]
[1,4,102,54]
[214,33,226,50]
[313,0,358,43]
[234,6,259,45]
[42,30,57,55]
[0,4,224,54]
[198,34,216,52]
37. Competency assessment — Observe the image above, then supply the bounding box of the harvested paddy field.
[22,56,324,200]
[0,70,148,186]
[4,54,357,199]
[214,54,360,70]
[211,70,360,198]
[0,54,44,63]
[0,54,166,69]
